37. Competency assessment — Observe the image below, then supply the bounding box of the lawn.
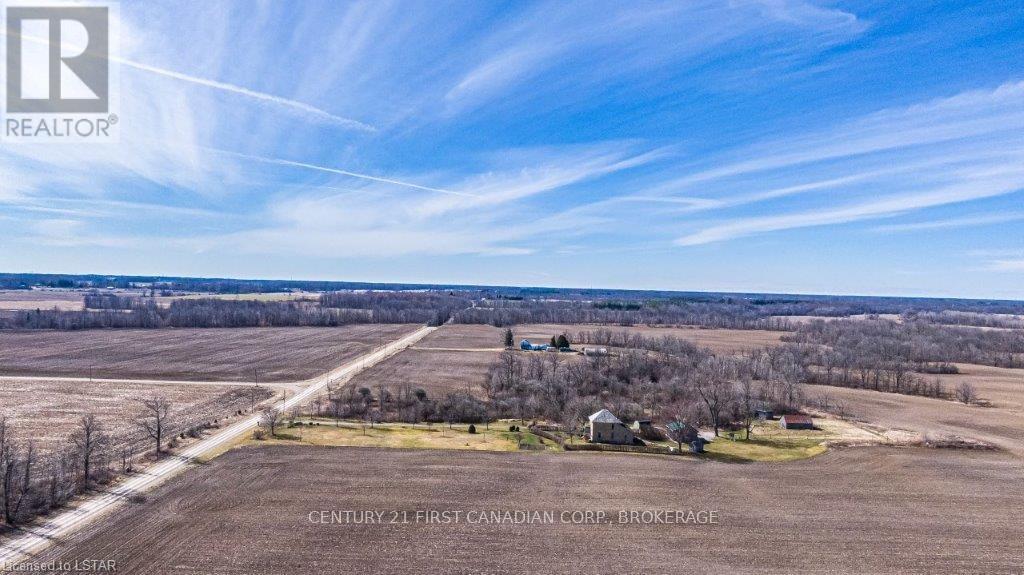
[246,418,560,453]
[645,419,845,463]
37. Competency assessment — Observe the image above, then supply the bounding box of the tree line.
[0,387,271,527]
[453,298,797,330]
[783,318,1024,369]
[1,293,472,330]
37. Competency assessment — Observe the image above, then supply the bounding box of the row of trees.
[0,401,167,526]
[783,318,1024,368]
[319,291,472,326]
[3,292,473,330]
[453,298,797,330]
[0,387,270,527]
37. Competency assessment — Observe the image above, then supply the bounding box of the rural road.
[0,325,436,564]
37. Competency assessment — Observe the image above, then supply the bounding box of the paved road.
[0,325,435,564]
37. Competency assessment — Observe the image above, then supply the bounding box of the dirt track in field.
[0,325,419,382]
[32,445,1024,575]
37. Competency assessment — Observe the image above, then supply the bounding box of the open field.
[153,291,319,307]
[0,325,419,382]
[0,378,274,456]
[415,323,505,349]
[514,323,785,353]
[931,363,1024,411]
[807,383,1024,457]
[250,419,553,452]
[0,289,85,311]
[31,445,1024,574]
[771,313,903,324]
[346,347,497,398]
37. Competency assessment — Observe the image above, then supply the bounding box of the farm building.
[588,409,634,445]
[632,419,654,435]
[666,421,699,444]
[583,347,608,357]
[755,408,774,421]
[519,339,548,351]
[779,414,814,430]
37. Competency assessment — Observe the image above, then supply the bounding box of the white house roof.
[588,409,621,424]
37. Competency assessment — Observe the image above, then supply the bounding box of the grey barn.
[588,409,635,445]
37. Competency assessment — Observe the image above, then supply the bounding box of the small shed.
[666,421,699,444]
[779,414,814,430]
[690,437,707,453]
[631,419,664,440]
[755,408,774,421]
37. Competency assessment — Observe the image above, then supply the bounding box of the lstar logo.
[2,2,119,142]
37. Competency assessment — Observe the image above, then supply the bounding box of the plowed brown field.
[0,325,419,382]
[33,445,1024,574]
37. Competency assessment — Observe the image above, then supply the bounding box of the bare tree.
[1,419,35,525]
[694,357,736,437]
[737,377,756,440]
[665,420,698,453]
[136,397,172,454]
[955,382,977,405]
[260,407,281,437]
[71,414,108,487]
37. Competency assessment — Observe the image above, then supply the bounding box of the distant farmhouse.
[588,409,635,445]
[779,414,814,430]
[520,339,573,352]
[520,339,548,351]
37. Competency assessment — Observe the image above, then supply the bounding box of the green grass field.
[247,418,560,453]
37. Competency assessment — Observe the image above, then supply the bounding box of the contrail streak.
[8,31,374,131]
[222,151,478,198]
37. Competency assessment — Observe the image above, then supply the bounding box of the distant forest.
[1,293,471,329]
[2,272,1024,331]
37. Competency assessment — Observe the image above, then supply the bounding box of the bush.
[252,428,267,440]
[468,424,477,434]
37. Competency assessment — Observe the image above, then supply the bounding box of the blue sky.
[2,0,1024,298]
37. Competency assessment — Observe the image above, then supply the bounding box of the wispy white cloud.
[220,151,477,198]
[184,143,658,258]
[6,26,372,131]
[663,81,1024,245]
[676,170,1024,246]
[873,212,1024,233]
[987,259,1024,272]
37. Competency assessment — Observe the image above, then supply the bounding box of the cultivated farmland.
[0,378,275,456]
[0,325,419,382]
[807,383,1024,457]
[0,289,85,311]
[346,348,498,398]
[34,445,1024,574]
